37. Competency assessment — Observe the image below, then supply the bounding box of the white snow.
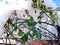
[44,0,57,9]
[0,0,58,41]
[0,0,32,36]
[57,11,60,26]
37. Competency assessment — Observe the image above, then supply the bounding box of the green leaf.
[30,16,33,21]
[33,30,37,36]
[12,24,16,27]
[32,0,37,3]
[49,11,53,18]
[28,27,42,40]
[53,12,58,21]
[41,5,47,12]
[36,31,42,40]
[28,32,33,38]
[18,31,24,36]
[24,19,29,23]
[30,27,36,31]
[38,20,41,24]
[52,20,55,25]
[38,15,42,19]
[21,34,28,43]
[7,19,13,25]
[32,3,37,8]
[28,27,36,37]
[33,30,42,40]
[37,0,41,7]
[32,22,37,26]
[24,16,37,26]
[14,24,18,31]
[28,21,37,26]
[49,11,58,25]
[25,20,37,26]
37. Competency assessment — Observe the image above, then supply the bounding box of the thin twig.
[41,22,54,26]
[4,24,23,44]
[44,12,54,21]
[39,26,56,37]
[42,34,56,45]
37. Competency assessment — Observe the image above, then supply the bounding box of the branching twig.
[39,26,56,37]
[42,34,56,45]
[4,24,23,45]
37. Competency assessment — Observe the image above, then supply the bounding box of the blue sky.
[0,0,60,7]
[0,0,3,2]
[53,0,60,7]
